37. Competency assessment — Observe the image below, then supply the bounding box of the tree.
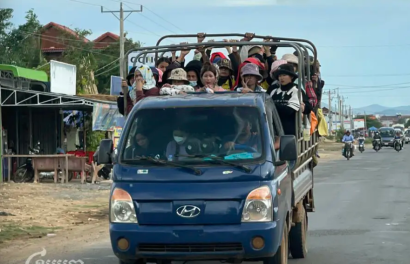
[0,9,42,68]
[398,118,406,124]
[356,115,382,128]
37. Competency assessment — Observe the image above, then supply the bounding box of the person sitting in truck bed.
[269,63,312,136]
[160,68,195,96]
[196,62,225,93]
[235,63,266,93]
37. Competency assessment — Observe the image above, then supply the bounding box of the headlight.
[110,188,138,223]
[241,186,272,222]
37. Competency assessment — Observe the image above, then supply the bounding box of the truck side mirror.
[97,139,114,164]
[279,135,297,161]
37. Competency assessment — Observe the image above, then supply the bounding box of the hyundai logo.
[176,205,201,218]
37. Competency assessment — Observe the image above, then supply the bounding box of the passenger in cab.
[217,58,235,90]
[166,124,200,161]
[269,64,312,136]
[222,119,261,152]
[184,60,203,89]
[124,131,162,158]
[197,62,225,92]
[236,63,265,93]
[160,68,195,96]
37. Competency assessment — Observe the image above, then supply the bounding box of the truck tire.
[289,206,308,259]
[263,222,288,264]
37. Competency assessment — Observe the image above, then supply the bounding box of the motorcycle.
[394,138,402,152]
[343,141,353,160]
[13,142,64,183]
[373,139,381,152]
[358,139,365,153]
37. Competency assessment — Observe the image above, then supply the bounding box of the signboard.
[92,103,125,131]
[353,119,365,129]
[50,60,76,95]
[127,51,172,72]
[110,76,122,95]
[111,127,123,148]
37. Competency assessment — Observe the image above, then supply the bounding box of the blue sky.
[2,0,410,109]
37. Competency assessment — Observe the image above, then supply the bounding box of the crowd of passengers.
[118,37,325,139]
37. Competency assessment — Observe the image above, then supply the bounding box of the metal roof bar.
[0,86,115,107]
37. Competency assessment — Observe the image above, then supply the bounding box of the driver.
[222,119,261,152]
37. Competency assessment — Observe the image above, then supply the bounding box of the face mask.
[174,136,187,144]
[193,53,202,61]
[189,81,197,87]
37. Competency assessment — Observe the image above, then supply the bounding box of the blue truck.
[97,36,319,264]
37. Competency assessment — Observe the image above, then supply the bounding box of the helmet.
[346,130,350,134]
[375,131,379,135]
[360,133,363,136]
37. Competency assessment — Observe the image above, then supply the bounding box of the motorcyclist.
[394,131,403,149]
[372,131,381,148]
[342,130,355,157]
[357,133,365,150]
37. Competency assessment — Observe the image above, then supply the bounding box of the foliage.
[0,9,42,68]
[355,115,382,129]
[397,118,406,124]
[335,127,345,142]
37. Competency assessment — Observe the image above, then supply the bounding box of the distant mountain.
[353,104,410,115]
[352,104,390,114]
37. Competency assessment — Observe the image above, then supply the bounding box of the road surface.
[10,147,410,264]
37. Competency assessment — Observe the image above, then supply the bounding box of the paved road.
[16,147,410,264]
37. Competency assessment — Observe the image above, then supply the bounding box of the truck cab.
[99,34,319,264]
[99,92,303,264]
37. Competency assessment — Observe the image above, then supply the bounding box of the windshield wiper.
[176,154,252,173]
[123,156,202,175]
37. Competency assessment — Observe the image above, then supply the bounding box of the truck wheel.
[289,207,308,259]
[263,222,288,264]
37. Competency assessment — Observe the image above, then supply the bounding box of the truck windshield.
[120,106,264,165]
[380,129,394,137]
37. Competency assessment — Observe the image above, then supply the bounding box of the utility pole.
[101,3,143,118]
[328,89,336,134]
[101,3,142,78]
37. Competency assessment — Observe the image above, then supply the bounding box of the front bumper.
[110,222,280,262]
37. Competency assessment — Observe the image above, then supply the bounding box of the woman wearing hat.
[216,58,236,91]
[236,63,266,93]
[269,63,312,136]
[160,68,195,96]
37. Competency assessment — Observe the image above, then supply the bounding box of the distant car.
[405,130,410,144]
[379,127,396,147]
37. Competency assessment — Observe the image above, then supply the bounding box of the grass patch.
[0,225,62,243]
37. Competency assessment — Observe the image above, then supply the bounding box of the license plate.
[384,143,389,146]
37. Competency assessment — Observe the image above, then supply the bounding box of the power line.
[325,73,410,77]
[324,82,410,88]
